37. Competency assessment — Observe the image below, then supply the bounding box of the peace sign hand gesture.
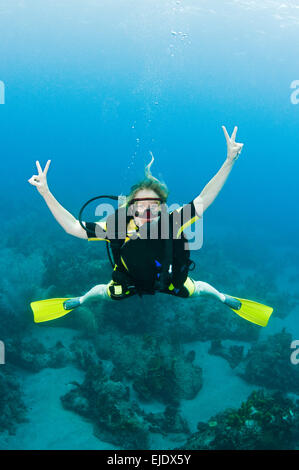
[28,160,51,196]
[222,126,244,162]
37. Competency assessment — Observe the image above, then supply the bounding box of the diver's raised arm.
[193,125,244,215]
[28,160,88,239]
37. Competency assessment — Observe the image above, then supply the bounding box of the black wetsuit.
[85,200,199,300]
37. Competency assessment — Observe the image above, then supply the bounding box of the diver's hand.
[222,126,244,161]
[28,160,51,196]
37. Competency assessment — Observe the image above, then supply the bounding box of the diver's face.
[130,189,162,226]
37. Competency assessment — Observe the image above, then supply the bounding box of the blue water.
[0,0,299,450]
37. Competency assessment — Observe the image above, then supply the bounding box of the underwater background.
[0,0,299,450]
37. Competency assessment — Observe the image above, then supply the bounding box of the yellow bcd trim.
[168,278,195,296]
[114,285,123,295]
[184,277,195,296]
[121,256,129,271]
[176,215,200,239]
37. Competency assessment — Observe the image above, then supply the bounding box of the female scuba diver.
[28,126,273,326]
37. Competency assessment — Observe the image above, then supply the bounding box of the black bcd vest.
[105,207,195,295]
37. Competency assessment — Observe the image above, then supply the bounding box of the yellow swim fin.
[30,298,74,323]
[224,295,273,327]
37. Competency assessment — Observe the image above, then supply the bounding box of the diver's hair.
[126,152,169,205]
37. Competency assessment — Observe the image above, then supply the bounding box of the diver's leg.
[192,280,226,302]
[79,283,111,303]
[63,283,111,310]
[191,280,242,309]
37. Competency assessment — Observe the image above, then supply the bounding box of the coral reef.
[5,338,73,372]
[145,404,189,436]
[179,390,299,450]
[164,297,260,344]
[208,339,244,368]
[41,239,110,297]
[4,335,103,373]
[61,364,148,449]
[0,369,27,435]
[1,220,297,449]
[235,329,299,392]
[61,363,190,449]
[95,331,203,404]
[0,247,48,337]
